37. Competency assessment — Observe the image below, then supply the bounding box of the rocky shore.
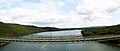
[0,42,9,47]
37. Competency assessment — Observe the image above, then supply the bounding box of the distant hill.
[0,22,47,37]
[0,21,106,37]
[0,21,86,37]
[81,24,120,36]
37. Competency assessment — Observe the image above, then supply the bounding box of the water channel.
[0,30,120,51]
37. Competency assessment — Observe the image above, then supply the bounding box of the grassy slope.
[81,24,120,36]
[0,22,47,37]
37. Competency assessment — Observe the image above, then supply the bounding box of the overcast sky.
[0,0,120,28]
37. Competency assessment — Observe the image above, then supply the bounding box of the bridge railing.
[0,34,120,43]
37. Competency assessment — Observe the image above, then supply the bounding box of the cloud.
[75,0,120,25]
[0,0,24,3]
[0,0,68,27]
[0,0,120,28]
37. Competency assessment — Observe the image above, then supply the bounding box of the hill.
[0,22,47,37]
[81,24,120,36]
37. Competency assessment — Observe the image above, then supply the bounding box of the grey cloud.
[83,17,95,21]
[106,6,120,13]
[28,21,64,25]
[77,10,93,15]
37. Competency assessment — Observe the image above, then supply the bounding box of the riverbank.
[81,24,120,47]
[0,22,48,38]
[81,24,120,37]
[0,42,9,47]
[99,39,120,47]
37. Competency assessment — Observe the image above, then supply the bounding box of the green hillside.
[0,22,47,37]
[81,24,120,36]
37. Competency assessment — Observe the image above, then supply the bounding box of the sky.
[0,0,120,28]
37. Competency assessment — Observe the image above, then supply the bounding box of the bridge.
[0,35,120,43]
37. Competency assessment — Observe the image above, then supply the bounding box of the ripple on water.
[0,42,120,51]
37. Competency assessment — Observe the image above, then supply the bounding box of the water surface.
[0,42,120,51]
[0,30,120,51]
[23,30,82,38]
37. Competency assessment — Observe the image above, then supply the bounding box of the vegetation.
[0,22,47,37]
[81,24,120,36]
[0,21,89,38]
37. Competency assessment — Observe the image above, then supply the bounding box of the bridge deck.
[0,35,120,43]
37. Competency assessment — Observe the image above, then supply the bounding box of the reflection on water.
[0,30,120,51]
[23,30,82,38]
[0,42,120,51]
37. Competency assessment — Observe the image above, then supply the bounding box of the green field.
[0,22,47,37]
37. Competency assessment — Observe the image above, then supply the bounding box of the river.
[0,30,120,51]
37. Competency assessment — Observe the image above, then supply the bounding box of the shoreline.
[0,42,9,47]
[99,39,120,47]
